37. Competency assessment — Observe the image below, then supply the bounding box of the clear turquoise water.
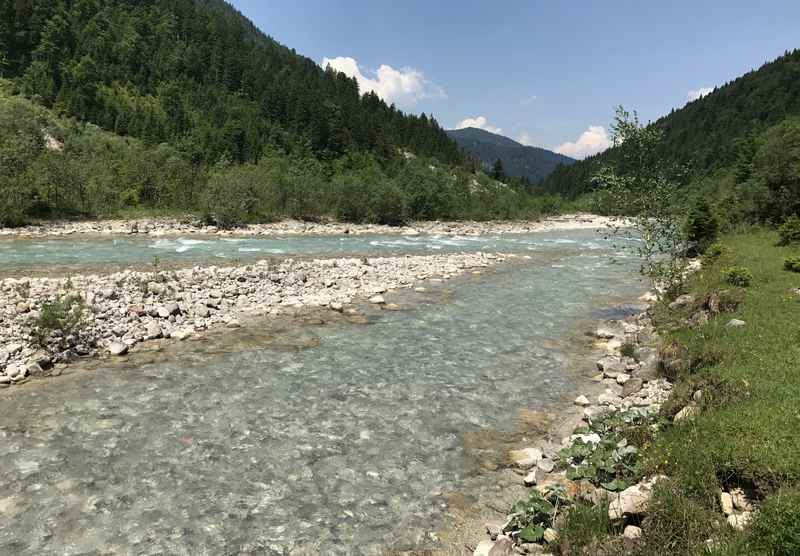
[0,230,643,555]
[0,230,611,271]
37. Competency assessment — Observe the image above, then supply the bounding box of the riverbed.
[0,228,644,555]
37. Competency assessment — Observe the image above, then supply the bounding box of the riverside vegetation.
[467,100,800,554]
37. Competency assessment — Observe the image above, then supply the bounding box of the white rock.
[369,295,386,305]
[730,488,752,511]
[537,458,555,473]
[543,528,558,543]
[330,302,344,312]
[523,469,538,486]
[473,540,494,556]
[616,373,631,385]
[623,525,642,540]
[720,492,734,516]
[674,404,699,422]
[727,512,752,531]
[508,447,543,469]
[574,395,591,406]
[108,342,129,356]
[608,476,665,519]
[145,322,163,340]
[171,328,193,341]
[726,319,746,328]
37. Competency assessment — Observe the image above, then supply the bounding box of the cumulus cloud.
[520,94,538,106]
[687,87,713,102]
[321,56,445,108]
[454,116,502,134]
[555,126,611,159]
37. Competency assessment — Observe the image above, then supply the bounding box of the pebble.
[574,395,590,406]
[726,319,746,327]
[107,342,129,356]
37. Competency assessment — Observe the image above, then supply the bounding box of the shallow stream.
[0,230,644,555]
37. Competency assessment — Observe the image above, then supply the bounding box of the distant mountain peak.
[446,127,575,183]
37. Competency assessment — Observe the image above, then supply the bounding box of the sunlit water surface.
[0,230,644,555]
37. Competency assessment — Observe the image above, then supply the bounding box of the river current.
[0,229,644,555]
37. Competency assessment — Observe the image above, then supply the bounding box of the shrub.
[777,215,800,246]
[705,242,726,260]
[721,266,753,287]
[685,199,719,255]
[784,256,800,273]
[33,295,85,346]
[620,342,637,359]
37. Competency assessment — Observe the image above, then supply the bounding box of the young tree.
[594,106,689,297]
[491,158,505,180]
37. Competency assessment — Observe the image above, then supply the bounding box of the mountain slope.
[0,0,461,165]
[540,48,800,198]
[447,127,575,183]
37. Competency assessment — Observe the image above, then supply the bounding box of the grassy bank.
[560,229,800,555]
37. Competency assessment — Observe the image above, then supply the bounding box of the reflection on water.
[0,231,644,555]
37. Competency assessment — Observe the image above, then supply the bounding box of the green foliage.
[2,0,463,166]
[721,266,753,287]
[748,488,800,556]
[595,106,689,296]
[632,232,800,553]
[620,342,637,359]
[784,256,800,273]
[778,215,800,246]
[490,158,505,180]
[506,487,570,543]
[685,198,719,255]
[33,294,85,346]
[558,411,657,491]
[540,49,800,199]
[557,501,616,555]
[705,242,726,260]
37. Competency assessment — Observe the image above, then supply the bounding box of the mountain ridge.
[446,127,575,184]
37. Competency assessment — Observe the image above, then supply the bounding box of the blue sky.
[229,0,800,158]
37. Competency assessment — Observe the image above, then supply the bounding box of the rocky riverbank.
[0,251,509,387]
[451,294,674,556]
[0,214,622,239]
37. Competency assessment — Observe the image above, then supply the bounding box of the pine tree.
[491,158,505,180]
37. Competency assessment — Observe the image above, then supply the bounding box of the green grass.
[630,229,800,554]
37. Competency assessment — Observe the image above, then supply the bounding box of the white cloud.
[520,94,538,106]
[454,116,502,134]
[321,56,445,108]
[555,126,611,159]
[687,87,713,102]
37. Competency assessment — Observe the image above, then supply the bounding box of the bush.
[722,266,753,287]
[705,242,726,260]
[685,199,719,255]
[785,256,800,273]
[33,295,85,346]
[748,489,800,555]
[778,215,800,246]
[620,342,637,359]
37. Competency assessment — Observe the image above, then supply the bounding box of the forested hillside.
[0,0,461,164]
[0,0,568,227]
[446,127,575,184]
[541,49,800,198]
